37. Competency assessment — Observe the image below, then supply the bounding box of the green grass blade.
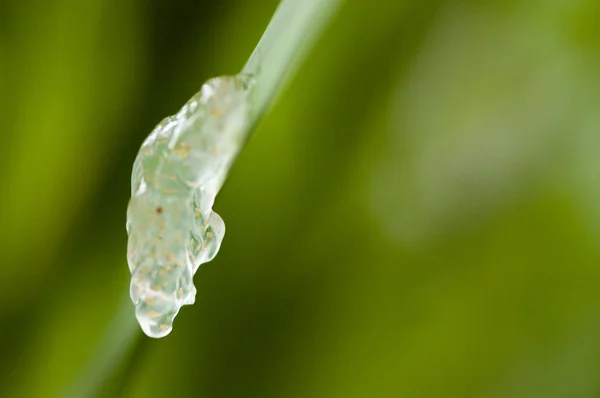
[243,0,344,121]
[61,294,139,398]
[65,0,343,395]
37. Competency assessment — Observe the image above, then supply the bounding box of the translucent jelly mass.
[126,75,252,338]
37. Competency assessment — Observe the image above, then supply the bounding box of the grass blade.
[65,0,343,395]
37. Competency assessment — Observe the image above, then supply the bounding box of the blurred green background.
[2,0,600,397]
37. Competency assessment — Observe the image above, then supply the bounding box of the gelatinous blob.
[126,75,253,338]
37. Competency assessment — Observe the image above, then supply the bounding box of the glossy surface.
[127,75,252,337]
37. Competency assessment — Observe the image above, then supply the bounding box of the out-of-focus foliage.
[1,0,600,397]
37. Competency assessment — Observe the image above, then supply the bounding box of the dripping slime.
[126,75,253,338]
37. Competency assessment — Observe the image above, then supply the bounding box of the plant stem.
[65,0,343,395]
[243,0,344,122]
[62,294,140,398]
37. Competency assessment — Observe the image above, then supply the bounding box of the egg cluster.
[126,75,253,338]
